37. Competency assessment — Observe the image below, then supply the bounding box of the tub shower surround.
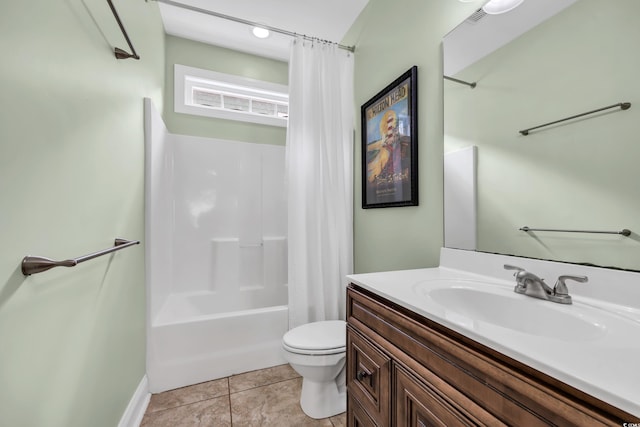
[144,99,288,392]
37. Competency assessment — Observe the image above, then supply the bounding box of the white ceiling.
[443,0,578,75]
[158,0,370,62]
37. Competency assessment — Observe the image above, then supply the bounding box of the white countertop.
[347,264,640,418]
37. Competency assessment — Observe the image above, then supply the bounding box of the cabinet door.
[395,364,481,427]
[347,394,378,427]
[347,326,391,426]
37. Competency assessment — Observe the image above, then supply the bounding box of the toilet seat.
[283,320,346,356]
[283,342,345,356]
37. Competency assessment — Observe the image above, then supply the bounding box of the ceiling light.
[252,27,270,39]
[482,0,525,14]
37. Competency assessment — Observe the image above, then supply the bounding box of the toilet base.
[299,377,346,419]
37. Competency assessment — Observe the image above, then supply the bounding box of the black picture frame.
[361,66,418,209]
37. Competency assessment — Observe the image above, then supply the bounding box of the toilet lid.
[283,320,346,354]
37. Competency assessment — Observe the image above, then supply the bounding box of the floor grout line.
[226,377,234,426]
[229,376,301,395]
[146,393,230,416]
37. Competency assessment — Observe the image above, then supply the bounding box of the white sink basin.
[412,279,608,341]
[347,264,640,417]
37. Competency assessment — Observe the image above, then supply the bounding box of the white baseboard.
[118,375,150,427]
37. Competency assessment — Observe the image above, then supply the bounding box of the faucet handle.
[504,264,525,273]
[554,275,588,296]
[504,264,525,278]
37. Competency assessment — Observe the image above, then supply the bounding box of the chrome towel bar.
[519,102,631,135]
[443,75,477,88]
[520,226,631,237]
[21,238,140,276]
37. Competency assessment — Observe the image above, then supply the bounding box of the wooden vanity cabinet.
[346,284,633,426]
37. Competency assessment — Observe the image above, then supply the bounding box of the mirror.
[443,0,640,271]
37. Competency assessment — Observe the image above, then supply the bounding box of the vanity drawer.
[347,326,390,426]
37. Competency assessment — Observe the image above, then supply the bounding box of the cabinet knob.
[356,370,370,381]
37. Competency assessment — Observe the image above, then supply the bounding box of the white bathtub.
[147,292,288,393]
[144,99,289,393]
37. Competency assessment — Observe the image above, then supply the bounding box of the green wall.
[164,35,288,145]
[346,0,481,273]
[445,0,640,270]
[0,1,164,426]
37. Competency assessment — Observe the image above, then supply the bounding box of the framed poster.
[361,66,418,209]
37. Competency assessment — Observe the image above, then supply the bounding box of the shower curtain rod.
[152,0,356,53]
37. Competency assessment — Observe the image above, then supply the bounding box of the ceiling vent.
[466,8,488,23]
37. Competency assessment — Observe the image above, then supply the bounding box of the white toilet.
[282,320,347,419]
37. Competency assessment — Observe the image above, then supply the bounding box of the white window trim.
[174,64,289,128]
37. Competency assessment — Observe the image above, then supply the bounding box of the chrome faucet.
[503,265,588,304]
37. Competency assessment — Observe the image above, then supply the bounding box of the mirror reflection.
[443,0,640,270]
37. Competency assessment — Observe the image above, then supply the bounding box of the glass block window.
[175,64,289,127]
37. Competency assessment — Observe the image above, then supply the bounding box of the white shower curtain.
[286,38,354,329]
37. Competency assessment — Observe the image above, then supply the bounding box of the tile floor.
[141,364,346,426]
